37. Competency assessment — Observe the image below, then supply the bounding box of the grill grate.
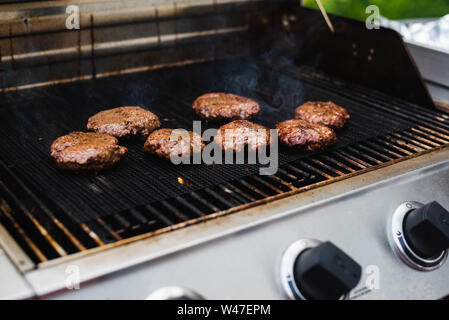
[0,57,449,267]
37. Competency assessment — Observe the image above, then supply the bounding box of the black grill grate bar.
[0,197,47,262]
[260,176,293,193]
[334,150,369,169]
[345,146,383,165]
[112,214,132,230]
[416,126,449,141]
[402,130,441,148]
[217,184,250,205]
[355,143,395,161]
[205,188,242,208]
[238,179,269,198]
[77,220,105,247]
[274,173,309,189]
[391,133,432,151]
[277,168,301,181]
[383,135,424,153]
[375,138,414,156]
[223,182,256,202]
[189,191,219,212]
[128,208,151,225]
[404,125,449,143]
[175,196,206,217]
[268,175,296,191]
[144,204,174,226]
[309,158,346,176]
[363,140,403,159]
[159,201,190,222]
[411,128,449,144]
[320,155,357,173]
[112,208,161,235]
[284,163,314,180]
[82,221,114,245]
[251,176,284,194]
[298,159,338,180]
[297,160,334,179]
[95,218,122,241]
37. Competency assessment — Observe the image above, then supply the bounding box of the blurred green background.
[303,0,449,20]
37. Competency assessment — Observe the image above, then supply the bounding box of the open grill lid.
[0,0,434,109]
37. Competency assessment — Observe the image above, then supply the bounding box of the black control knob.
[293,241,362,300]
[403,201,449,259]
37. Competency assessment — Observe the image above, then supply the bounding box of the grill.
[0,0,448,277]
[1,57,449,269]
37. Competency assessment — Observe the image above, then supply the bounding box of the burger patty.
[50,132,128,172]
[144,128,205,160]
[214,120,271,152]
[276,119,337,151]
[192,93,260,121]
[87,106,160,139]
[294,101,350,129]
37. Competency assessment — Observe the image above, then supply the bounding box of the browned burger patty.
[87,106,160,139]
[276,119,337,151]
[192,93,260,121]
[214,120,271,152]
[294,101,350,129]
[144,128,205,160]
[50,132,128,172]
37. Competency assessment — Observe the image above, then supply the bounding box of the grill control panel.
[388,201,449,271]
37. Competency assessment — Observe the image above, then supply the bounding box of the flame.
[177,177,184,185]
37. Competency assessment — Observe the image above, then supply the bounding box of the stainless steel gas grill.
[1,0,449,300]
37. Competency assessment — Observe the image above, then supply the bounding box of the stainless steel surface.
[0,0,261,91]
[388,201,448,271]
[147,286,205,300]
[22,147,449,299]
[0,223,34,272]
[427,83,449,107]
[406,41,449,88]
[0,248,34,300]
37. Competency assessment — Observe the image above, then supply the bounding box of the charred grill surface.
[0,57,449,266]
